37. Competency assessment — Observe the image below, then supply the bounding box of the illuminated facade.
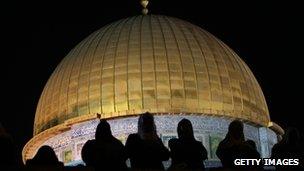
[23,15,282,166]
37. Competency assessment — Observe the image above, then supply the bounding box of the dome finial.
[140,0,149,15]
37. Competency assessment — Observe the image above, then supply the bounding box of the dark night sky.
[1,0,303,163]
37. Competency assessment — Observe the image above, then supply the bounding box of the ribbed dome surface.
[34,15,269,135]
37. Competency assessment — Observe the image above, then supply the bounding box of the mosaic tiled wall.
[40,115,276,166]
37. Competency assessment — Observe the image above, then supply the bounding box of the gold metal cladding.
[33,15,271,136]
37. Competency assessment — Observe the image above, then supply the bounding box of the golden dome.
[34,15,270,135]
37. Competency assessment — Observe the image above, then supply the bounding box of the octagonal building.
[23,15,282,166]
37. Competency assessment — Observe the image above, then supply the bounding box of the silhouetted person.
[271,127,304,169]
[125,112,169,170]
[245,139,260,158]
[26,145,63,167]
[244,139,262,169]
[216,120,260,169]
[81,119,127,171]
[168,118,208,170]
[0,123,16,166]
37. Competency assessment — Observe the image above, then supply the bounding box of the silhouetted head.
[282,127,300,144]
[227,120,245,141]
[29,145,59,165]
[138,112,157,139]
[177,118,195,140]
[95,119,112,141]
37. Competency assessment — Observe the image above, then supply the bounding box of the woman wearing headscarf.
[216,120,260,168]
[81,119,127,171]
[26,145,63,167]
[168,118,208,170]
[125,112,169,170]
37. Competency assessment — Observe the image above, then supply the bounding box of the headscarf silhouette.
[216,120,248,168]
[137,112,157,140]
[26,145,62,166]
[125,112,169,170]
[177,118,195,141]
[225,119,245,144]
[168,118,208,170]
[95,119,112,141]
[82,119,127,171]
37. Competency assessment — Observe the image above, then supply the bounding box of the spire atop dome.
[140,0,149,15]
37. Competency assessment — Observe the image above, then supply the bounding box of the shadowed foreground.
[3,166,271,171]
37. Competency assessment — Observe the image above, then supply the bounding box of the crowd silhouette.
[1,113,303,170]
